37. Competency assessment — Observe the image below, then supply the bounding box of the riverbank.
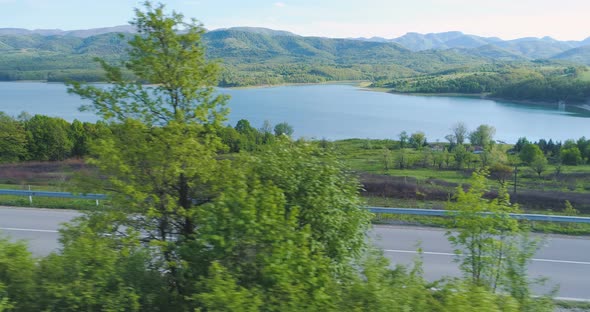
[222,80,369,90]
[374,88,567,107]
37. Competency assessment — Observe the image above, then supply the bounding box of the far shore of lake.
[3,80,588,112]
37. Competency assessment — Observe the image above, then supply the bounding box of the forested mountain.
[0,28,488,83]
[551,45,590,65]
[1,26,590,85]
[389,31,501,50]
[354,30,590,64]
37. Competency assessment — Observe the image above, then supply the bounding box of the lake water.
[1,82,589,143]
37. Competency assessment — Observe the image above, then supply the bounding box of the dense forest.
[373,63,590,103]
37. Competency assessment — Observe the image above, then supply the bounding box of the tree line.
[366,122,590,182]
[376,65,590,103]
[0,111,296,163]
[0,113,109,162]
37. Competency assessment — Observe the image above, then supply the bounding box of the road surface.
[1,206,589,300]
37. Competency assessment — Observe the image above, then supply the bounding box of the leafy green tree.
[64,3,374,310]
[519,143,543,165]
[0,283,13,312]
[398,131,409,148]
[68,119,90,158]
[0,237,36,311]
[24,115,73,161]
[409,131,426,149]
[530,156,548,178]
[246,140,371,265]
[273,121,294,137]
[490,163,513,187]
[447,171,520,289]
[69,4,227,126]
[235,119,255,134]
[67,2,230,304]
[0,113,27,162]
[469,124,496,148]
[451,122,468,145]
[34,224,152,312]
[234,119,259,148]
[561,146,583,165]
[258,120,275,144]
[453,144,470,169]
[513,137,529,153]
[193,262,262,312]
[446,170,552,310]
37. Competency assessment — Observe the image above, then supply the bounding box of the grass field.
[324,138,590,214]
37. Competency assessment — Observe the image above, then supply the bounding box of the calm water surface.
[1,82,589,143]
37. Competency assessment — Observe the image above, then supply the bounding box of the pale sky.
[1,0,589,40]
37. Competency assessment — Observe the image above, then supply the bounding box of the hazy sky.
[1,0,589,40]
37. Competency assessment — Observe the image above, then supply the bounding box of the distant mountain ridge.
[1,25,590,83]
[0,25,136,38]
[357,31,590,63]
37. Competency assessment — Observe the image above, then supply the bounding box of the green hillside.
[0,29,489,84]
[1,27,590,90]
[552,45,590,65]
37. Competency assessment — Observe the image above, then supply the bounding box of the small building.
[471,146,485,154]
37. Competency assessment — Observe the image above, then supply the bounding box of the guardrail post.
[28,185,32,205]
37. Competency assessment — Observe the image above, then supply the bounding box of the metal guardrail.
[0,189,107,205]
[0,190,588,223]
[367,207,590,224]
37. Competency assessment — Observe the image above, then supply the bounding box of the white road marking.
[0,227,58,233]
[384,249,590,265]
[385,249,455,256]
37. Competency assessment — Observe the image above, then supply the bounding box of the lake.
[1,82,589,143]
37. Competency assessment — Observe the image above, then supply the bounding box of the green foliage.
[409,131,427,149]
[451,122,468,145]
[0,113,27,162]
[519,143,544,165]
[338,251,437,312]
[194,262,262,312]
[447,170,520,288]
[273,121,294,137]
[68,7,227,125]
[247,140,372,266]
[446,170,553,310]
[0,4,566,311]
[189,168,339,311]
[469,124,496,148]
[398,131,409,148]
[34,224,148,311]
[453,144,470,169]
[0,283,13,312]
[490,163,514,186]
[561,146,583,165]
[529,156,548,178]
[0,237,36,311]
[438,282,519,312]
[24,115,73,161]
[378,64,590,104]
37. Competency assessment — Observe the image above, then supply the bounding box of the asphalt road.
[1,206,589,300]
